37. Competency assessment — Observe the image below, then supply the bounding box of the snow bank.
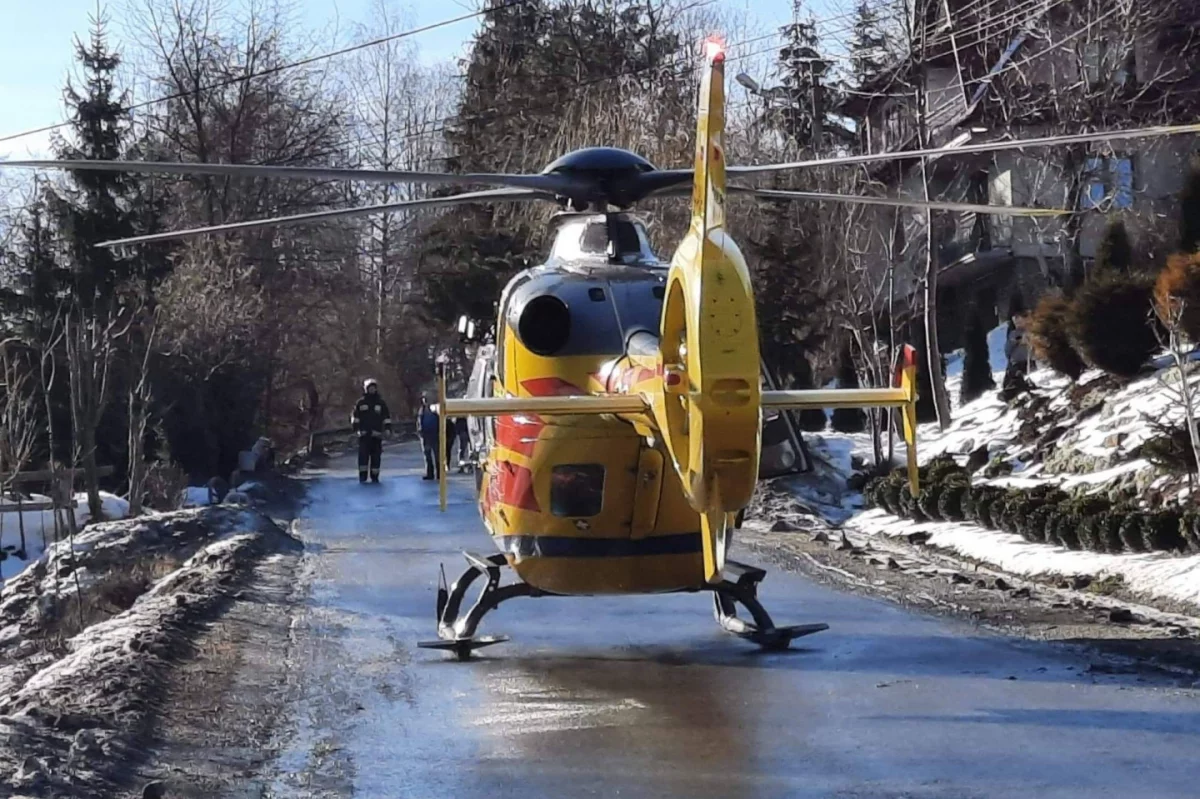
[1,491,130,580]
[0,507,299,796]
[849,508,1200,610]
[791,325,1200,613]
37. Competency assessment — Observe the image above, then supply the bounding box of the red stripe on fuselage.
[496,414,542,457]
[520,377,585,396]
[496,460,539,511]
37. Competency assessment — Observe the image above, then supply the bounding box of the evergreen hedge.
[862,462,1198,558]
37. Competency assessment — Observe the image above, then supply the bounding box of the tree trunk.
[923,224,952,430]
[127,387,146,516]
[82,427,102,521]
[915,12,952,431]
[1063,145,1087,291]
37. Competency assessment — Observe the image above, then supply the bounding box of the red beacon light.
[703,37,726,63]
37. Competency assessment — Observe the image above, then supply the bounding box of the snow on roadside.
[788,325,1200,614]
[0,508,299,796]
[849,509,1200,610]
[1,491,130,580]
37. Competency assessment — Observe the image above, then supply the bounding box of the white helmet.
[363,378,378,392]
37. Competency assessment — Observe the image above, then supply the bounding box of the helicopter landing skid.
[709,560,829,650]
[417,552,541,660]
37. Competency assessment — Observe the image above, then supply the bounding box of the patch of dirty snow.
[848,509,1200,610]
[1,491,130,580]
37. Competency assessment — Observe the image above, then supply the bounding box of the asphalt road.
[268,444,1200,799]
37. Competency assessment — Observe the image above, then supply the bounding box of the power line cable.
[0,0,529,146]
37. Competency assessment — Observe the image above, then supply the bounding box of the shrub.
[831,345,867,433]
[1053,509,1082,550]
[880,475,906,515]
[1060,495,1112,551]
[967,485,1002,527]
[1143,509,1186,553]
[1180,512,1200,553]
[1067,271,1159,378]
[1139,423,1199,476]
[983,457,1013,479]
[925,454,965,484]
[899,486,926,521]
[1042,508,1066,545]
[1119,511,1148,553]
[1013,488,1071,543]
[1095,218,1135,274]
[863,477,885,508]
[981,489,1013,530]
[938,482,971,522]
[1026,505,1055,544]
[918,483,946,521]
[1154,252,1200,342]
[996,490,1026,534]
[960,308,996,405]
[1094,510,1127,553]
[144,460,189,511]
[1029,293,1085,380]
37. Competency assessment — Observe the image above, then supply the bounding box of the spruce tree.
[960,308,996,405]
[1094,218,1134,274]
[848,0,888,90]
[831,344,866,432]
[1180,156,1200,254]
[776,0,832,147]
[1,192,70,343]
[51,11,142,520]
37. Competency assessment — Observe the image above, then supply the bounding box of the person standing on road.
[418,396,442,481]
[352,379,392,484]
[455,416,470,473]
[445,415,457,471]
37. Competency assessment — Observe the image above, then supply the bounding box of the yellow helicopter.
[10,38,1185,660]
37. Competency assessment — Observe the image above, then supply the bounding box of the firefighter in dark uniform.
[351,378,392,483]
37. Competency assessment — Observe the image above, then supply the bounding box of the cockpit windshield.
[550,217,657,264]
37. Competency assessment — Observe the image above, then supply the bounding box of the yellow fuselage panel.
[481,321,706,595]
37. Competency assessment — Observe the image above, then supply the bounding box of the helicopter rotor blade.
[729,186,1067,216]
[727,121,1200,174]
[95,188,549,248]
[0,159,583,195]
[632,169,695,199]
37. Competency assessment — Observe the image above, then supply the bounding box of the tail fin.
[691,38,727,235]
[897,344,919,497]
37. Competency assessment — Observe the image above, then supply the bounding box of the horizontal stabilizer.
[445,395,647,417]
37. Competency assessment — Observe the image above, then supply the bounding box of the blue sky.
[0,0,823,159]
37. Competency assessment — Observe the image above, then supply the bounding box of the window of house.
[1081,156,1134,210]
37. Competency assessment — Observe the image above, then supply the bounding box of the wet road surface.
[270,445,1200,799]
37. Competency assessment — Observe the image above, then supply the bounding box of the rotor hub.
[542,147,658,209]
